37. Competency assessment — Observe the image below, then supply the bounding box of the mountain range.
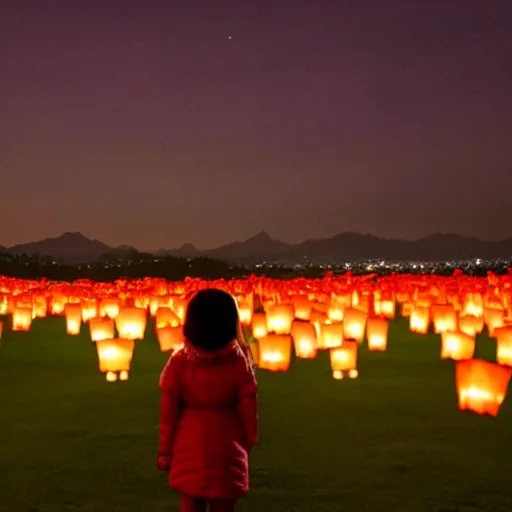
[2,231,512,265]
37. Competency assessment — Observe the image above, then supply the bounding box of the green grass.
[0,317,511,512]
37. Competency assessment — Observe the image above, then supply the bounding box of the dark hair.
[183,289,240,351]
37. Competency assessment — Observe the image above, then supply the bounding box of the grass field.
[0,317,511,512]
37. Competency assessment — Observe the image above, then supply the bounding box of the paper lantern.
[12,307,33,332]
[458,314,485,336]
[49,294,67,315]
[410,306,430,334]
[96,338,135,382]
[318,323,343,349]
[156,325,184,353]
[366,317,389,351]
[330,340,358,380]
[291,320,318,358]
[115,307,147,340]
[155,307,180,329]
[342,308,367,342]
[291,296,312,321]
[65,304,82,335]
[236,295,253,326]
[100,298,121,319]
[251,312,268,339]
[0,320,3,340]
[266,304,294,335]
[81,300,98,322]
[484,307,505,337]
[455,359,511,416]
[173,297,188,323]
[310,309,328,338]
[495,326,512,367]
[431,305,457,334]
[257,334,292,372]
[89,317,115,342]
[441,331,475,361]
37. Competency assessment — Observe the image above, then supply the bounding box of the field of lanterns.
[1,271,512,511]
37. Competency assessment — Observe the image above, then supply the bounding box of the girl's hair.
[183,289,241,351]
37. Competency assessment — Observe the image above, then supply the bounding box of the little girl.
[157,289,258,512]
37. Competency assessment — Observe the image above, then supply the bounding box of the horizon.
[2,229,512,253]
[2,1,512,249]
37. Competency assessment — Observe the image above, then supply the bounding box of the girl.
[157,289,258,512]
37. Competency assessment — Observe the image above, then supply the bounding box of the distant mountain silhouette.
[167,231,512,264]
[2,231,512,264]
[5,232,137,263]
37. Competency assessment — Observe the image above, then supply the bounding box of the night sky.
[2,1,512,250]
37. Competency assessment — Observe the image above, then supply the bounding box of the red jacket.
[158,340,258,500]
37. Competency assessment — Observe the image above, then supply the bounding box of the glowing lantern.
[458,314,484,336]
[96,338,135,382]
[81,301,98,322]
[155,307,180,329]
[401,302,413,317]
[410,306,430,334]
[12,307,33,332]
[330,340,358,380]
[156,325,184,353]
[258,334,292,372]
[251,312,268,339]
[379,298,396,319]
[173,297,188,323]
[318,323,343,349]
[115,307,147,340]
[431,305,457,334]
[495,326,512,367]
[366,317,389,351]
[310,309,328,338]
[291,296,312,320]
[64,304,82,335]
[266,304,294,335]
[291,320,318,358]
[89,317,115,342]
[342,308,367,342]
[49,294,67,315]
[236,295,253,326]
[0,320,3,340]
[484,307,505,337]
[455,359,511,416]
[100,299,121,319]
[441,331,475,361]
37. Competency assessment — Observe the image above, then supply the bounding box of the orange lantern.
[318,323,343,349]
[291,320,318,358]
[100,298,121,319]
[458,314,485,336]
[251,312,268,339]
[484,307,505,337]
[236,295,253,326]
[155,307,180,329]
[342,308,367,342]
[440,331,475,360]
[495,326,512,367]
[12,307,33,332]
[409,306,430,334]
[257,334,292,372]
[49,294,67,315]
[156,325,184,353]
[96,338,135,382]
[64,304,82,335]
[291,296,312,321]
[266,304,294,335]
[81,300,98,322]
[89,317,115,342]
[455,359,511,416]
[0,320,3,340]
[115,307,147,340]
[366,317,389,351]
[330,340,358,380]
[431,305,457,334]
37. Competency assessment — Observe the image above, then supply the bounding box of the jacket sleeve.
[158,355,182,458]
[237,357,258,451]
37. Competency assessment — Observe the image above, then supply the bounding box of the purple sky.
[2,0,512,250]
